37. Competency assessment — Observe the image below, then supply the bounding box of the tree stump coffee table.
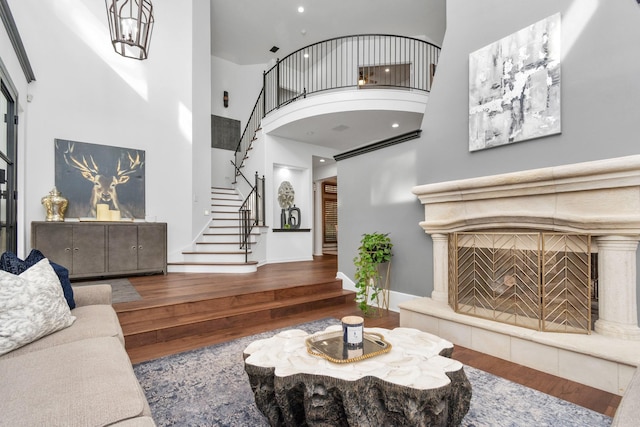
[243,326,471,427]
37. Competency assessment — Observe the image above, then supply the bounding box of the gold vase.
[41,187,68,222]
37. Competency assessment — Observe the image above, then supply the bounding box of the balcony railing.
[234,34,440,174]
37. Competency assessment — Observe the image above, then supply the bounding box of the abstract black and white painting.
[469,13,561,152]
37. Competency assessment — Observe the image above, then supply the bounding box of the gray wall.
[338,0,640,306]
[337,139,432,296]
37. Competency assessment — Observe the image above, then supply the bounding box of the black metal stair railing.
[232,164,265,262]
[234,88,264,174]
[263,34,440,116]
[233,34,440,177]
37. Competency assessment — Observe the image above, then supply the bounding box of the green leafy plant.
[353,232,392,315]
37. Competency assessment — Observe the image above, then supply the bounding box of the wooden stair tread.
[118,257,351,351]
[116,281,344,316]
[115,279,344,313]
[180,250,251,255]
[121,290,354,335]
[195,242,242,245]
[167,260,258,266]
[124,305,360,364]
[203,232,253,236]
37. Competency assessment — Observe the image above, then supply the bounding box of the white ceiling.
[210,0,447,160]
[267,109,426,152]
[210,0,446,66]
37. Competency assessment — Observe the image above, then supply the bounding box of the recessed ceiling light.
[298,6,304,13]
[392,123,400,128]
[319,159,326,163]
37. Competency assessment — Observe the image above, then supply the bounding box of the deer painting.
[55,140,145,219]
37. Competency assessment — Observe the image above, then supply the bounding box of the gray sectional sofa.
[0,284,156,426]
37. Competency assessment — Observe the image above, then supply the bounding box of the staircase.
[167,187,260,274]
[117,273,355,362]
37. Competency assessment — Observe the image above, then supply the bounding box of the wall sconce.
[223,91,229,108]
[105,0,155,60]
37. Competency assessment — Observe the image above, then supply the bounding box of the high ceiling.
[210,0,446,66]
[210,0,447,160]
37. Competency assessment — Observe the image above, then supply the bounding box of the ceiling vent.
[270,46,279,53]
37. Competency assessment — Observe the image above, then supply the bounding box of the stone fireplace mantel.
[412,154,640,235]
[401,155,640,395]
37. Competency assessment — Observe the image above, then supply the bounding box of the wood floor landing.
[115,255,620,417]
[115,255,369,363]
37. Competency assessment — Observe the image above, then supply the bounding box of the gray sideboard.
[31,221,167,279]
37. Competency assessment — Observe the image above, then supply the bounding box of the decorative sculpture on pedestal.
[277,181,301,229]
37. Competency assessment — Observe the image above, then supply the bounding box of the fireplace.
[450,231,592,334]
[400,155,640,395]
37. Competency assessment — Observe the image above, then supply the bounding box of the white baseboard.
[336,271,419,313]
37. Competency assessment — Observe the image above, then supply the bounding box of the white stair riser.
[211,188,236,194]
[194,243,244,252]
[211,202,242,208]
[200,235,257,244]
[211,219,243,226]
[182,252,249,263]
[177,188,260,269]
[211,194,242,201]
[211,195,242,205]
[207,228,261,236]
[167,264,257,274]
[211,206,241,213]
[211,211,241,219]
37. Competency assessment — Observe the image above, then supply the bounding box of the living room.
[2,0,640,425]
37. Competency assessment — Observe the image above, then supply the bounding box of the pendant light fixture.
[105,0,154,60]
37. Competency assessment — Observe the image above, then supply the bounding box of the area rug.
[71,278,142,304]
[133,319,613,427]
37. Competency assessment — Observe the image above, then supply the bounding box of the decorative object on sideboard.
[96,203,122,221]
[286,205,301,229]
[54,139,145,220]
[105,0,155,60]
[41,187,68,222]
[278,180,301,229]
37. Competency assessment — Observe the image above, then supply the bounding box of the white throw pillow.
[0,258,76,356]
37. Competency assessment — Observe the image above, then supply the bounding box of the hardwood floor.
[117,255,620,418]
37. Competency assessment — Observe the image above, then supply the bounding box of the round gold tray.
[305,331,392,364]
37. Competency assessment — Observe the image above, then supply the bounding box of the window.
[323,181,337,244]
[0,63,18,253]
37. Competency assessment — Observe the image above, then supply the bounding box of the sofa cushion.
[0,304,124,359]
[0,337,152,427]
[0,258,76,356]
[72,283,113,306]
[0,250,75,309]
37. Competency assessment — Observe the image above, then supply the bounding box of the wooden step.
[117,280,344,325]
[121,290,353,347]
[166,261,258,274]
[211,187,235,193]
[117,280,352,349]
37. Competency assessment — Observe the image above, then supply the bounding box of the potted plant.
[353,232,393,316]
